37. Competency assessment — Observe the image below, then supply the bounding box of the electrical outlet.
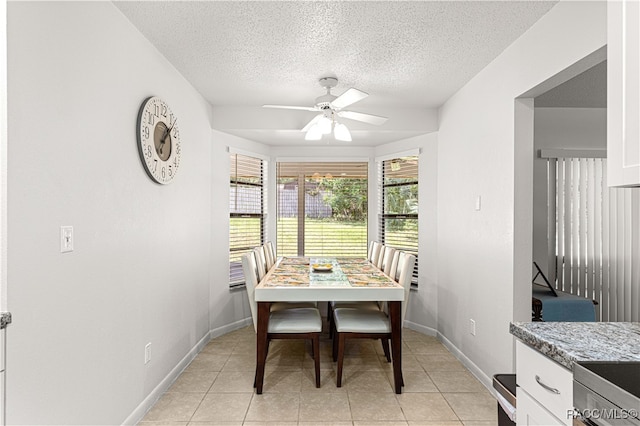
[469,319,476,336]
[60,226,74,253]
[144,343,151,364]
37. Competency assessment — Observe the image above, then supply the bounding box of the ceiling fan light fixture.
[305,124,322,141]
[318,115,332,135]
[334,122,352,142]
[263,76,387,143]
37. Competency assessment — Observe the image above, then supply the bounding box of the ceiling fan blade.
[263,104,318,112]
[331,88,368,109]
[337,110,388,126]
[301,114,323,132]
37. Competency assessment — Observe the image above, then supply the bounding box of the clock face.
[137,96,181,184]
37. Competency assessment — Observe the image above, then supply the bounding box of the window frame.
[229,152,265,287]
[275,161,369,258]
[379,156,419,287]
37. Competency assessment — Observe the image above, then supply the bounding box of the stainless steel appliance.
[574,361,640,426]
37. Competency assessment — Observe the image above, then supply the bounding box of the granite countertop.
[510,321,640,370]
[0,312,11,329]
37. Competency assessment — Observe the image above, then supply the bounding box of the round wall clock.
[136,96,181,184]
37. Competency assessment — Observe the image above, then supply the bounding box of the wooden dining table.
[254,256,405,394]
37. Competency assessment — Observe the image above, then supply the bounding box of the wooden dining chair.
[368,241,383,265]
[380,246,397,275]
[374,244,386,269]
[253,246,268,280]
[242,251,322,388]
[263,241,275,270]
[389,250,401,280]
[328,244,395,338]
[331,252,417,387]
[390,250,413,283]
[367,241,375,260]
[328,249,391,337]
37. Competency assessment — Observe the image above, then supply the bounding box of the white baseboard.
[210,317,253,339]
[122,317,252,425]
[404,320,437,337]
[436,332,494,394]
[405,321,496,398]
[405,321,496,396]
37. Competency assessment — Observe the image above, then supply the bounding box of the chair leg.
[381,338,391,362]
[312,334,321,388]
[332,328,338,361]
[336,333,346,387]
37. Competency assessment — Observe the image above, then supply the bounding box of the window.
[379,156,418,285]
[229,153,264,286]
[276,162,368,257]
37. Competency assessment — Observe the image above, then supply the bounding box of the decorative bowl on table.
[312,263,333,272]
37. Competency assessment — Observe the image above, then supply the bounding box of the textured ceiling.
[115,1,559,146]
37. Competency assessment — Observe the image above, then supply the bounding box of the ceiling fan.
[263,77,388,142]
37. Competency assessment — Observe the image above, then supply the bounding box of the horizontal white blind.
[276,162,368,257]
[230,153,264,286]
[379,156,419,285]
[549,157,640,322]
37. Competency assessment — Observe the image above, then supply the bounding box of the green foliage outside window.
[318,178,368,221]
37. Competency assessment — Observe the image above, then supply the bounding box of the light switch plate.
[60,226,73,253]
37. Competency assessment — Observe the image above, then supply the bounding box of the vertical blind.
[379,156,419,285]
[276,162,368,258]
[229,153,264,286]
[548,156,640,322]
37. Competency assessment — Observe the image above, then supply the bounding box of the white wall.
[6,3,229,424]
[532,108,606,276]
[436,0,606,384]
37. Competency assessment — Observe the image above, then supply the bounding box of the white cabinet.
[608,0,640,187]
[517,389,565,426]
[515,341,573,426]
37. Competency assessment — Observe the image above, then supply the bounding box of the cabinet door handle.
[535,375,560,394]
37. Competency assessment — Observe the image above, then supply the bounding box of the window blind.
[548,156,640,322]
[276,162,368,258]
[379,156,419,286]
[230,153,264,286]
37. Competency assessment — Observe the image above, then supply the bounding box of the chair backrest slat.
[266,241,276,267]
[254,246,267,280]
[394,251,407,282]
[381,247,397,275]
[263,242,275,270]
[397,252,417,323]
[375,245,386,269]
[369,241,382,264]
[242,251,259,332]
[389,250,401,280]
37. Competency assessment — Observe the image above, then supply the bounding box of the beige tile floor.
[139,324,499,426]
